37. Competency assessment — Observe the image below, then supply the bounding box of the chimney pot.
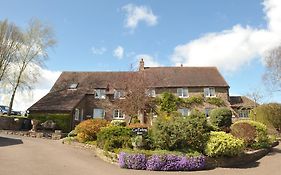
[139,58,145,71]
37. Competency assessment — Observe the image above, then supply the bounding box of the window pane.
[177,88,183,96]
[204,88,209,97]
[183,88,188,97]
[93,108,104,118]
[210,88,215,96]
[178,108,189,116]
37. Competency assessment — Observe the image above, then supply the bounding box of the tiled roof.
[29,66,229,111]
[28,90,85,112]
[229,96,257,108]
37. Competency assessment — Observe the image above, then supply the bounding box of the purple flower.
[119,152,205,171]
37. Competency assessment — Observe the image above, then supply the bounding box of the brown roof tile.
[229,96,257,108]
[29,66,229,111]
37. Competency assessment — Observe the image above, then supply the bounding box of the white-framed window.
[113,109,124,119]
[204,87,216,97]
[68,83,78,90]
[93,108,105,119]
[114,90,125,99]
[178,108,190,116]
[74,108,80,121]
[239,110,249,118]
[205,108,213,117]
[95,89,106,99]
[177,88,189,98]
[147,89,156,97]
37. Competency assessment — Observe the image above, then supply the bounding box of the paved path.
[0,133,281,175]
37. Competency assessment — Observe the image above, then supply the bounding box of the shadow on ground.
[0,136,23,147]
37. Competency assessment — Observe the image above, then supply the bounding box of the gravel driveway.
[0,133,280,175]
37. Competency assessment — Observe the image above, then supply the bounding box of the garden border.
[206,141,279,169]
[62,138,279,171]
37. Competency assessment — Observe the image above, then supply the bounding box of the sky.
[0,0,281,111]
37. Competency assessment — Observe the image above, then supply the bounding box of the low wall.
[0,117,31,130]
[205,142,279,169]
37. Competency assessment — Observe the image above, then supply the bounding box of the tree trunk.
[7,70,22,116]
[7,84,18,116]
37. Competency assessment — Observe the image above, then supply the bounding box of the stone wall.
[0,117,31,130]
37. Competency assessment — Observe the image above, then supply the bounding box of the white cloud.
[113,46,124,59]
[136,54,161,67]
[122,4,158,30]
[0,66,61,111]
[171,0,281,72]
[91,46,107,55]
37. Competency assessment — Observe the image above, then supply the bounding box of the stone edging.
[205,141,279,169]
[0,130,66,140]
[62,138,118,165]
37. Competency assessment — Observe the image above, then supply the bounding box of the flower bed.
[119,152,205,171]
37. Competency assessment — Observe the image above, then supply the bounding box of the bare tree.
[246,89,263,108]
[264,45,281,92]
[0,19,23,82]
[7,19,56,115]
[116,71,155,124]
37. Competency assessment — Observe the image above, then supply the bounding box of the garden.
[65,93,280,172]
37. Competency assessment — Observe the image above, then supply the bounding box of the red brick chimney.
[139,58,144,71]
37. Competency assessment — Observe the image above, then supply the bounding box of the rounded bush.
[151,110,209,151]
[97,126,132,151]
[230,122,256,146]
[232,120,270,149]
[204,131,245,157]
[210,108,232,130]
[75,119,109,143]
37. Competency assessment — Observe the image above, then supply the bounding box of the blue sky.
[0,0,280,110]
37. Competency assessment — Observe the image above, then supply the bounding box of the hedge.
[28,113,72,132]
[119,152,205,171]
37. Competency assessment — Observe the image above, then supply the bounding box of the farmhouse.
[28,59,255,129]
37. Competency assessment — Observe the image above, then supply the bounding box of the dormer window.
[204,87,216,97]
[146,89,156,97]
[177,88,188,98]
[68,83,78,90]
[95,89,106,99]
[114,90,125,99]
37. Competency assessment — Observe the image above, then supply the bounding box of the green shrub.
[206,97,225,107]
[230,122,256,146]
[233,120,270,149]
[151,110,209,151]
[204,131,245,157]
[75,119,109,143]
[28,113,72,132]
[157,92,181,114]
[210,108,232,130]
[185,95,204,106]
[110,120,127,127]
[97,126,133,151]
[250,103,281,132]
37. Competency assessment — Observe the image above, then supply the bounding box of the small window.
[147,89,156,97]
[114,90,125,99]
[93,108,105,118]
[74,108,80,121]
[205,108,213,117]
[95,89,106,99]
[177,88,188,98]
[204,87,216,97]
[113,109,124,119]
[178,108,190,116]
[239,110,249,118]
[69,83,78,89]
